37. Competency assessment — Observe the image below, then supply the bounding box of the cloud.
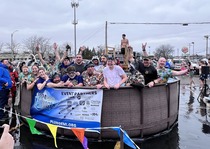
[0,0,210,56]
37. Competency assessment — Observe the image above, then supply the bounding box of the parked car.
[173,59,185,70]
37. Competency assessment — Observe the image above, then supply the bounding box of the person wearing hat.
[47,73,64,88]
[91,56,100,71]
[59,56,73,76]
[82,62,103,89]
[136,56,158,87]
[103,57,127,89]
[61,66,83,87]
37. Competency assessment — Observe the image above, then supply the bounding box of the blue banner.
[30,87,103,130]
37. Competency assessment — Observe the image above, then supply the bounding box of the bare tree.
[154,44,174,59]
[23,35,51,56]
[5,41,20,60]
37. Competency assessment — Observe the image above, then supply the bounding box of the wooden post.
[120,129,124,149]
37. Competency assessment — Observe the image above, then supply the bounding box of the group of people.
[0,39,192,148]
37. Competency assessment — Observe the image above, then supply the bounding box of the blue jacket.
[0,62,12,90]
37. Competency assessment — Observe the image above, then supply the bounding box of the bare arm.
[120,74,128,85]
[47,82,64,88]
[142,43,148,57]
[103,77,110,89]
[27,78,38,90]
[37,75,49,90]
[172,69,188,76]
[36,45,46,65]
[54,43,61,62]
[60,50,68,62]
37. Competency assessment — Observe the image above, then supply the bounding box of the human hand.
[45,75,49,81]
[80,46,86,52]
[4,82,8,87]
[142,42,147,51]
[57,82,64,87]
[104,83,110,89]
[0,124,14,149]
[68,82,74,87]
[96,84,103,89]
[114,83,120,89]
[147,81,154,88]
[66,44,71,50]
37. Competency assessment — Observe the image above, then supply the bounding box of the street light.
[71,0,79,57]
[11,30,18,61]
[204,35,209,57]
[191,42,194,59]
[188,43,191,57]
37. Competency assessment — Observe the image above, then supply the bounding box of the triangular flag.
[112,127,137,149]
[47,124,58,148]
[82,137,88,149]
[71,128,85,143]
[71,128,88,149]
[25,118,42,135]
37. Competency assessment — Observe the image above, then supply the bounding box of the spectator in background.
[8,63,19,106]
[199,60,208,90]
[188,62,196,88]
[0,61,12,119]
[103,57,127,89]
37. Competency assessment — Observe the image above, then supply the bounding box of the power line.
[109,21,210,26]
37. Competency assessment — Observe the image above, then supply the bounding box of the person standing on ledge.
[121,34,129,56]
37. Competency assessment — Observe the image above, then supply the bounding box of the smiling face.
[158,57,166,68]
[107,59,115,69]
[143,59,150,67]
[68,71,76,79]
[75,54,83,64]
[53,75,61,83]
[32,65,39,76]
[38,69,46,78]
[22,66,29,75]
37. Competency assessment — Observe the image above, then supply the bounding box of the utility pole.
[204,35,209,58]
[105,21,108,51]
[71,0,79,57]
[11,30,18,61]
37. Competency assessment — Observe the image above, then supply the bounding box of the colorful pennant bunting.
[47,124,58,148]
[25,118,42,135]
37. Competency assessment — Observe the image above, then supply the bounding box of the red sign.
[182,47,188,53]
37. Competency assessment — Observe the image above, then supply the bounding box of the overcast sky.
[1,0,210,56]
